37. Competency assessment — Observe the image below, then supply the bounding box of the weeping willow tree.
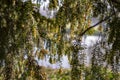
[89,0,120,80]
[0,0,120,80]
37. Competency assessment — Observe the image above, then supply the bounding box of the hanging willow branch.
[79,13,115,36]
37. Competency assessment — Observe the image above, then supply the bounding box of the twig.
[79,13,115,36]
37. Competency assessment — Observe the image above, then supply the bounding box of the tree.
[0,0,47,79]
[0,0,120,80]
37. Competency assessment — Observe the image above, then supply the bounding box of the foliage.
[46,66,119,80]
[0,0,120,80]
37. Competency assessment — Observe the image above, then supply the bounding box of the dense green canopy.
[0,0,120,80]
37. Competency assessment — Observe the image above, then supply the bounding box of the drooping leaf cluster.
[0,0,120,80]
[0,0,93,79]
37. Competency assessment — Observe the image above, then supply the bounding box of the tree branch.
[79,13,115,36]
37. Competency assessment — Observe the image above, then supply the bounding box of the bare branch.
[79,13,115,36]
